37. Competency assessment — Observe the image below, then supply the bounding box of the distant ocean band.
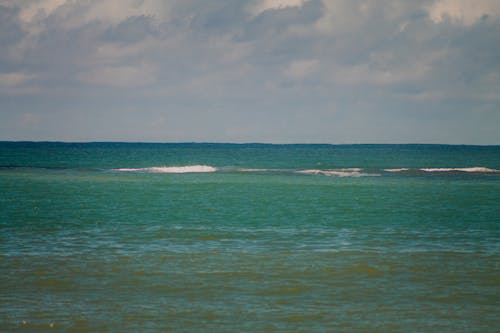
[113,165,500,175]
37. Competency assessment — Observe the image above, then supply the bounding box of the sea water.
[1,142,499,332]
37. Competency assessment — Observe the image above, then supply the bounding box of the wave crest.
[384,168,410,172]
[420,167,499,173]
[112,165,499,175]
[115,165,217,173]
[296,168,378,177]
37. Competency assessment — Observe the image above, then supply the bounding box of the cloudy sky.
[0,0,499,143]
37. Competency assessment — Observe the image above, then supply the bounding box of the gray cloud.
[0,5,23,47]
[0,0,499,143]
[103,15,160,44]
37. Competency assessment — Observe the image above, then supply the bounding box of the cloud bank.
[0,0,499,143]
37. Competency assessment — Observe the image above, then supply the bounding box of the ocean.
[1,142,499,332]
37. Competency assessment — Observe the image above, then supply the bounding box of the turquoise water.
[1,142,499,332]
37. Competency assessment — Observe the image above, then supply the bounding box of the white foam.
[115,165,217,173]
[296,168,378,177]
[115,168,141,172]
[384,168,410,172]
[238,168,271,172]
[420,167,499,173]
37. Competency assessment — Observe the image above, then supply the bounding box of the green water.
[1,143,499,332]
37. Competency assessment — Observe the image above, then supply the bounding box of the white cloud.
[79,0,169,25]
[283,59,318,80]
[77,63,156,87]
[11,0,169,33]
[249,0,309,16]
[330,60,432,86]
[427,0,500,25]
[91,38,160,66]
[313,0,369,35]
[0,72,35,87]
[17,0,66,23]
[313,1,420,36]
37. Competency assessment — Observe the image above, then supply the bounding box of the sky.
[0,0,499,144]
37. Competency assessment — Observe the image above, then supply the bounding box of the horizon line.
[1,140,499,147]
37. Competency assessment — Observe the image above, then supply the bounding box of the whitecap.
[238,168,272,172]
[420,167,499,173]
[114,165,217,173]
[115,168,142,172]
[296,168,378,177]
[384,168,410,172]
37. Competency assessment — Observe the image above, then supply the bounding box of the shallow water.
[1,143,499,332]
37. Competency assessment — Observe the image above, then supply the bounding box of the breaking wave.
[383,167,499,173]
[296,168,379,177]
[420,167,499,173]
[384,168,410,172]
[111,165,499,176]
[115,165,217,173]
[238,168,273,172]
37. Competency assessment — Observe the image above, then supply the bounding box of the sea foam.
[296,168,378,177]
[420,167,499,173]
[115,165,217,173]
[384,168,410,172]
[238,168,273,172]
